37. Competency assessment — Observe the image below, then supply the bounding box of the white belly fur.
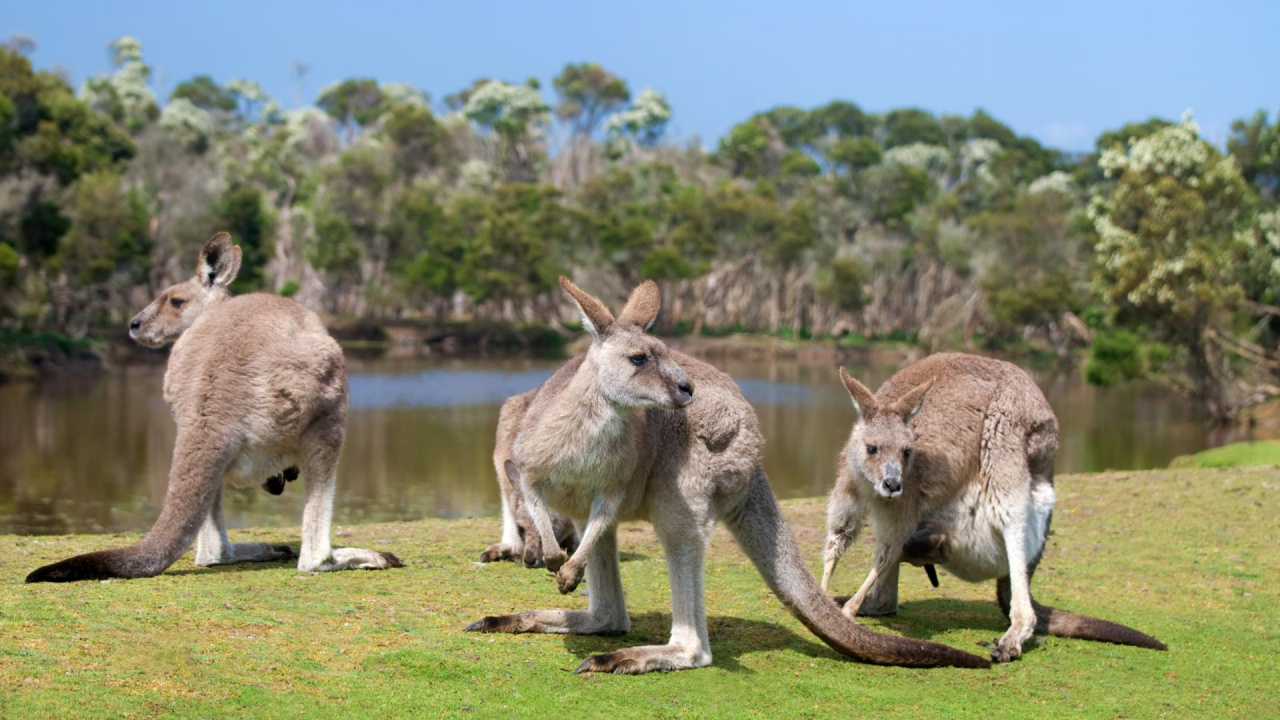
[934,478,1056,583]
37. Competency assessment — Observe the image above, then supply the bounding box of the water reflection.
[0,354,1262,535]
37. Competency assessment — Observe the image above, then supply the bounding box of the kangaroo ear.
[503,459,522,487]
[616,279,661,331]
[839,367,878,421]
[559,276,614,340]
[890,378,934,423]
[198,232,241,289]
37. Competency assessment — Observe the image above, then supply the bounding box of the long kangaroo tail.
[723,468,991,669]
[26,432,228,583]
[1034,600,1167,650]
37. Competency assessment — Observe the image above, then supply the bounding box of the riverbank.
[4,467,1276,719]
[0,320,964,385]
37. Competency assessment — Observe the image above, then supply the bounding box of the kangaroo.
[480,390,580,567]
[822,353,1166,663]
[26,232,403,583]
[464,277,990,673]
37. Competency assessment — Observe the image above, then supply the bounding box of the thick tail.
[26,432,226,583]
[722,468,991,669]
[1034,601,1167,651]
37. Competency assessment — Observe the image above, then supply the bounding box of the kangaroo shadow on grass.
[560,611,844,674]
[163,545,303,577]
[835,596,1046,657]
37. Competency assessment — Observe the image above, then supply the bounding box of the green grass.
[2,468,1278,719]
[1170,440,1280,469]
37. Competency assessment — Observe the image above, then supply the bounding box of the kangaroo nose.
[129,319,141,331]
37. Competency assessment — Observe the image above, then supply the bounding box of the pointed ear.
[890,378,934,423]
[198,232,242,289]
[839,367,878,421]
[503,459,522,488]
[559,276,614,340]
[616,279,661,331]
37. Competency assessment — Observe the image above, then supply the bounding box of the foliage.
[2,37,1279,410]
[1089,116,1258,418]
[1084,329,1146,386]
[553,62,630,137]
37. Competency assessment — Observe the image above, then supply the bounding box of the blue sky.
[5,0,1277,152]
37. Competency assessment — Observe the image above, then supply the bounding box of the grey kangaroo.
[822,353,1167,662]
[26,232,402,582]
[465,277,990,673]
[480,389,579,567]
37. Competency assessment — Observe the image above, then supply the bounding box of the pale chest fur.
[514,390,645,517]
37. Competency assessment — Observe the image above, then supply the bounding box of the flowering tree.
[1089,115,1258,419]
[79,36,158,132]
[463,80,549,181]
[603,88,672,148]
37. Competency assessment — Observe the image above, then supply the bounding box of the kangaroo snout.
[878,463,903,498]
[675,378,694,406]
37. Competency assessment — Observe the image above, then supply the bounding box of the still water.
[0,353,1249,535]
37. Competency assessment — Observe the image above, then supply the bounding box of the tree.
[217,182,272,292]
[170,75,236,112]
[463,80,550,182]
[603,89,672,149]
[882,108,945,148]
[1228,110,1280,201]
[1089,116,1258,419]
[317,79,385,143]
[553,62,629,138]
[78,36,158,133]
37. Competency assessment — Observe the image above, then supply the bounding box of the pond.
[0,352,1255,535]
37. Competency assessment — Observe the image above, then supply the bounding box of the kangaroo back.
[723,468,990,668]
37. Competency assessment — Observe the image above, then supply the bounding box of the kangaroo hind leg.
[576,510,713,674]
[465,524,630,636]
[296,419,403,573]
[195,485,293,566]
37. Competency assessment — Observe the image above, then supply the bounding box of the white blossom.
[461,158,494,190]
[1029,171,1074,196]
[382,82,428,108]
[463,81,550,133]
[883,143,951,174]
[159,97,212,145]
[603,88,672,144]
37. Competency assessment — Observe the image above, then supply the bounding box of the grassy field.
[2,467,1277,719]
[1171,440,1280,469]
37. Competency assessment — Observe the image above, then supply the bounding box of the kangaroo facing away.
[480,389,580,567]
[822,353,1166,663]
[26,233,403,583]
[465,277,990,673]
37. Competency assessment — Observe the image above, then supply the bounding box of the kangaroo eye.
[866,445,878,455]
[903,448,913,460]
[629,354,647,367]
[169,298,186,308]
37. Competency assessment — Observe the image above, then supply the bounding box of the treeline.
[1,36,1279,419]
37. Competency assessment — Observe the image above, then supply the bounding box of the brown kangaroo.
[26,233,402,582]
[480,389,579,567]
[464,277,990,673]
[823,353,1166,662]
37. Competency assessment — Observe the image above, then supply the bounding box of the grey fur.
[824,353,1166,662]
[464,279,990,672]
[26,233,402,583]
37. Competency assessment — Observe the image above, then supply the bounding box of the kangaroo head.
[840,367,932,499]
[129,232,241,348]
[560,276,694,409]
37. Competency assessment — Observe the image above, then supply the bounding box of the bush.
[1084,329,1145,386]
